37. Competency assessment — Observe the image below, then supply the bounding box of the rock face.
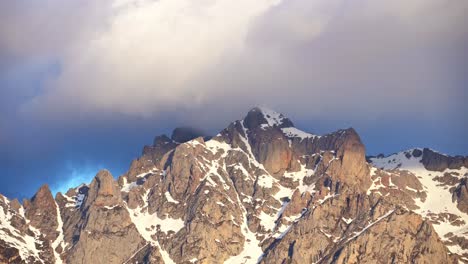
[453,178,468,213]
[63,170,147,264]
[421,148,468,171]
[23,185,58,241]
[0,107,465,263]
[262,199,453,264]
[0,240,22,264]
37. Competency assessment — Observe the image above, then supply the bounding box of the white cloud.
[1,0,466,123]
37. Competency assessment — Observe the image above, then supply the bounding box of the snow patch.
[103,205,119,210]
[367,167,385,195]
[281,127,318,140]
[254,107,286,129]
[52,201,66,264]
[257,175,274,189]
[126,190,181,264]
[259,211,277,232]
[165,192,179,204]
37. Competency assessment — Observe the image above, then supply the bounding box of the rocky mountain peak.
[24,184,55,211]
[243,107,294,130]
[86,170,122,207]
[325,128,370,191]
[34,184,52,197]
[94,170,115,196]
[23,184,59,241]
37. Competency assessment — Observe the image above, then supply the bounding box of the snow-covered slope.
[370,148,468,261]
[0,195,44,263]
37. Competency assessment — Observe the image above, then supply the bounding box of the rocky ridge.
[0,107,465,263]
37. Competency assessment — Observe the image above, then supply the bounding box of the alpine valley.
[1,107,467,264]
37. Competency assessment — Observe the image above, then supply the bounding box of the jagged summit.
[243,106,294,130]
[0,107,466,263]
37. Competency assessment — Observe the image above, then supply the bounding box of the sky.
[0,0,467,200]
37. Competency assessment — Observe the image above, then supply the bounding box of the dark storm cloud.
[0,0,467,199]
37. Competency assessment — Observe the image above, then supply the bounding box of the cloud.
[0,0,467,131]
[1,0,466,124]
[8,0,277,117]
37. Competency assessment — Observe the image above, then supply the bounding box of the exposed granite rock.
[453,178,468,214]
[422,148,467,171]
[247,127,292,176]
[64,170,147,264]
[0,240,22,264]
[142,134,178,163]
[23,185,58,241]
[315,129,371,192]
[22,184,59,264]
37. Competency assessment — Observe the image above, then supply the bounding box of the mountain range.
[1,107,467,263]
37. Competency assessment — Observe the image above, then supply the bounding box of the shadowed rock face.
[24,185,59,241]
[243,107,294,130]
[422,148,468,171]
[0,240,24,264]
[453,178,468,213]
[0,107,463,264]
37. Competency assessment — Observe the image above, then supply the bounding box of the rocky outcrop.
[63,170,147,264]
[319,129,371,192]
[0,240,22,264]
[421,148,467,171]
[23,185,58,241]
[243,107,294,130]
[142,134,178,162]
[453,178,468,213]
